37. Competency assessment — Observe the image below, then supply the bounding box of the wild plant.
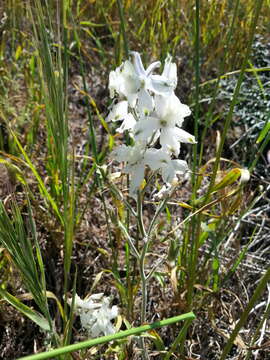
[0,0,269,359]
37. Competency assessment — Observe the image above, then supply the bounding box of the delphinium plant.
[105,51,196,358]
[52,51,197,360]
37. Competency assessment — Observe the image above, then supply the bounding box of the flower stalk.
[108,52,195,358]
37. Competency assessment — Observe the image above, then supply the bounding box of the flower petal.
[174,128,196,143]
[109,67,123,98]
[150,75,175,95]
[116,113,136,133]
[130,51,146,76]
[129,164,145,197]
[162,54,177,88]
[106,101,128,122]
[172,159,188,174]
[145,60,161,76]
[111,144,130,162]
[133,116,158,141]
[138,88,154,115]
[145,148,171,171]
[160,128,181,156]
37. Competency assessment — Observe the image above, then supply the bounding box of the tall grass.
[26,3,72,334]
[0,0,269,359]
[0,191,58,344]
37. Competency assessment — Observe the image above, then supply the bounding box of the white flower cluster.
[107,52,195,197]
[68,293,118,338]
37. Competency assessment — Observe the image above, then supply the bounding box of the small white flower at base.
[68,293,118,338]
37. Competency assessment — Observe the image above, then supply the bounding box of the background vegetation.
[0,0,269,359]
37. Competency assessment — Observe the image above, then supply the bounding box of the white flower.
[160,127,196,156]
[159,54,177,90]
[145,148,188,183]
[131,52,176,97]
[154,93,191,128]
[129,51,175,109]
[71,293,103,310]
[108,52,176,111]
[133,94,194,155]
[106,101,136,133]
[68,293,118,338]
[109,66,124,99]
[153,183,172,200]
[106,101,128,122]
[108,52,195,196]
[112,143,147,196]
[162,158,189,183]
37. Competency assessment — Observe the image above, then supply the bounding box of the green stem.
[191,0,200,202]
[249,129,270,172]
[139,244,148,325]
[116,0,129,58]
[147,193,171,236]
[137,191,147,239]
[136,190,174,359]
[118,220,140,260]
[187,0,200,310]
[18,313,195,360]
[109,181,137,217]
[137,191,149,360]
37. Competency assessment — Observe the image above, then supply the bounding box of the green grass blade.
[164,318,194,360]
[256,119,270,144]
[0,288,50,332]
[116,0,129,58]
[18,312,196,360]
[10,129,63,225]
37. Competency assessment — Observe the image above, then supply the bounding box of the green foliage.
[0,288,50,331]
[0,194,55,336]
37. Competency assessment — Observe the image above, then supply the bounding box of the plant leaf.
[0,288,50,331]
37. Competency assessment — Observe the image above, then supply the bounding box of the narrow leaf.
[0,288,50,332]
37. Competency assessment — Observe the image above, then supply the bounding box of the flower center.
[159,119,167,127]
[139,75,146,88]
